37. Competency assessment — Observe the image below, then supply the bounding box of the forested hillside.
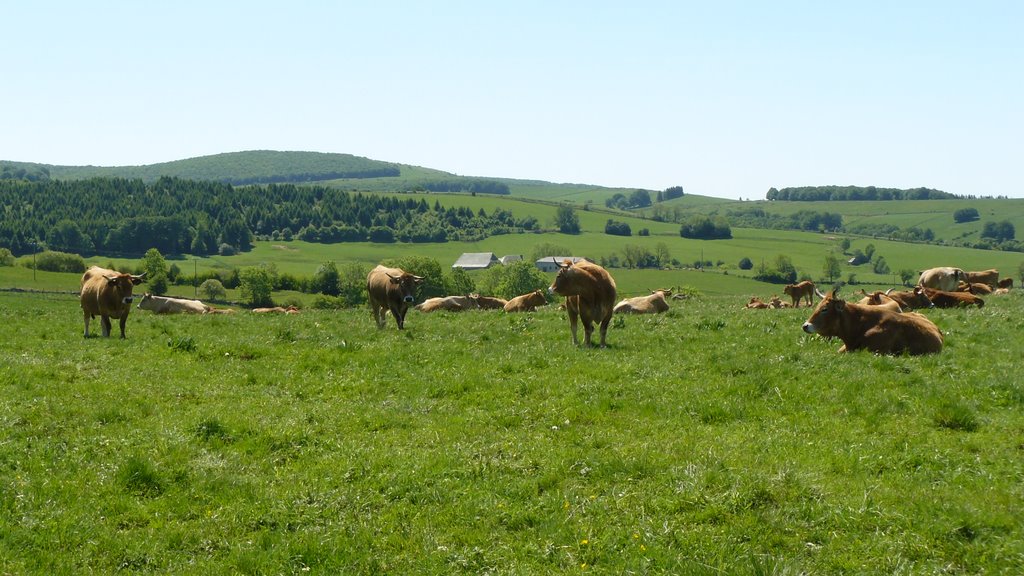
[0,177,538,257]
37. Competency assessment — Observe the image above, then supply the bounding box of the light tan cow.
[415,295,478,312]
[613,289,671,314]
[918,267,967,291]
[137,293,210,314]
[966,269,999,289]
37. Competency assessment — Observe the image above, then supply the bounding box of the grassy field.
[1,288,1023,574]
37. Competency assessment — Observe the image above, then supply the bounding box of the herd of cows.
[79,262,1013,355]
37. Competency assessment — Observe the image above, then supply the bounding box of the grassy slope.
[1,290,1022,573]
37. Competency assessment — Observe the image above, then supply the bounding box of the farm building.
[452,253,500,270]
[535,256,591,272]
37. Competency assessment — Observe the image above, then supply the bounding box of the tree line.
[0,177,537,257]
[766,186,958,202]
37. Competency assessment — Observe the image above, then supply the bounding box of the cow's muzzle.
[403,296,415,303]
[801,322,816,334]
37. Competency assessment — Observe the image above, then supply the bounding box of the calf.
[802,290,942,355]
[744,296,769,309]
[783,281,816,308]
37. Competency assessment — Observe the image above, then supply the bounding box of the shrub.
[604,219,632,236]
[27,250,86,273]
[953,208,979,223]
[218,243,237,256]
[738,257,753,270]
[0,247,14,266]
[198,279,227,301]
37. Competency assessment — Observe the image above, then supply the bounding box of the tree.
[628,189,652,208]
[982,220,1015,242]
[604,219,632,236]
[198,279,227,301]
[529,242,571,262]
[654,243,672,268]
[839,238,851,253]
[899,269,916,286]
[46,219,94,255]
[311,261,341,296]
[863,244,876,262]
[141,248,169,295]
[445,266,476,296]
[0,247,14,266]
[337,262,370,306]
[872,256,890,275]
[663,186,684,201]
[738,257,753,270]
[555,205,580,234]
[239,266,274,307]
[494,260,549,300]
[953,208,980,223]
[823,255,842,283]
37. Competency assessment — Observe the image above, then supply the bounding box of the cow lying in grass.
[802,289,943,355]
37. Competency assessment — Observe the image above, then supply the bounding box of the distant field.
[2,288,1022,573]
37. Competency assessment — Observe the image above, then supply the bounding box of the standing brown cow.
[548,259,617,347]
[966,269,999,289]
[80,266,146,338]
[802,289,943,355]
[783,281,816,308]
[366,265,424,329]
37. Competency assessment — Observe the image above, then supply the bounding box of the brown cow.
[918,267,967,291]
[921,287,984,308]
[137,293,210,314]
[744,296,769,309]
[503,289,548,312]
[966,269,999,289]
[802,290,943,355]
[415,295,478,312]
[205,307,236,315]
[613,289,671,314]
[997,277,1013,289]
[366,265,423,329]
[956,281,993,295]
[548,259,617,347]
[80,266,146,338]
[856,290,903,313]
[768,295,791,309]
[469,294,508,310]
[884,287,935,310]
[783,281,815,308]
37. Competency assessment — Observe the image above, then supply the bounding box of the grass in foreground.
[1,291,1023,574]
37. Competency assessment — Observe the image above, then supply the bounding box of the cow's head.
[386,271,424,303]
[137,292,153,309]
[105,272,146,304]
[802,290,844,335]
[548,259,577,296]
[908,286,935,309]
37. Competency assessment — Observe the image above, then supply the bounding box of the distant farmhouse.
[452,252,523,270]
[535,256,591,273]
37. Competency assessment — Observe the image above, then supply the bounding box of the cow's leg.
[581,318,594,347]
[372,305,385,329]
[391,305,405,329]
[598,316,611,348]
[101,315,112,338]
[83,311,91,338]
[119,315,128,339]
[567,307,580,346]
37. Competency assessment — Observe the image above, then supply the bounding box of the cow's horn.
[814,288,827,299]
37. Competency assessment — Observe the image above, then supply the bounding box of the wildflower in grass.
[580,539,589,545]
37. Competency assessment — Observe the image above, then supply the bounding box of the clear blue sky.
[3,2,1021,199]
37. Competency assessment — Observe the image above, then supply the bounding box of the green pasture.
[5,226,1023,302]
[2,289,1023,574]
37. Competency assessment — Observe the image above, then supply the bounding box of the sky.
[3,1,1022,199]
